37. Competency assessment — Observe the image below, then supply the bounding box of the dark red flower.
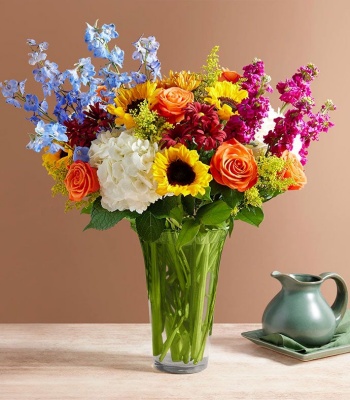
[161,123,193,149]
[64,102,115,147]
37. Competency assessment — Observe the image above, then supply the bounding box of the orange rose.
[210,139,258,192]
[64,161,100,201]
[218,69,241,84]
[281,150,307,190]
[154,87,194,123]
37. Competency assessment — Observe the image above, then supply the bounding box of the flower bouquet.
[1,21,335,373]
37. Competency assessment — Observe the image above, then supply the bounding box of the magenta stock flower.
[224,59,271,144]
[264,82,336,165]
[277,64,319,108]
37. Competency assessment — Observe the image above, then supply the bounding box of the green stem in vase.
[191,242,210,362]
[159,315,185,361]
[147,242,164,356]
[139,228,228,367]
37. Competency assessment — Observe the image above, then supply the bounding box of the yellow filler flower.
[153,145,212,196]
[107,81,160,129]
[205,81,248,120]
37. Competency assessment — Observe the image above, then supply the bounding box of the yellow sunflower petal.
[107,82,160,128]
[205,81,248,120]
[152,145,212,197]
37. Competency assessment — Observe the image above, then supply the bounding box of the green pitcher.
[262,271,348,347]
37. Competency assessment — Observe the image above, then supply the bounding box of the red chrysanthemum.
[64,102,115,148]
[161,102,226,151]
[161,123,193,149]
[184,102,226,151]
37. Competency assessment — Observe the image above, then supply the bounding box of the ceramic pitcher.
[262,271,348,347]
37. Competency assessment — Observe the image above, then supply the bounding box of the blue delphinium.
[1,79,19,97]
[0,79,26,108]
[132,36,161,81]
[24,94,39,112]
[73,146,90,162]
[130,71,147,85]
[27,120,68,153]
[85,22,119,59]
[1,20,162,154]
[108,46,124,68]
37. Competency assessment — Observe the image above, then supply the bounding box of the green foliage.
[196,200,232,226]
[220,186,244,208]
[149,196,180,218]
[235,206,264,227]
[135,210,166,241]
[176,219,201,249]
[181,195,195,216]
[84,197,137,231]
[194,185,211,202]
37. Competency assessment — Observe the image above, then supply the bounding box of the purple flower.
[73,146,90,162]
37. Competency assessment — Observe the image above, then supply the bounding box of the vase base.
[153,356,208,374]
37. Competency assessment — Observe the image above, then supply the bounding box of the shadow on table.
[0,347,156,373]
[211,336,302,366]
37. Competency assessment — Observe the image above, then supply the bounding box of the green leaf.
[261,189,282,203]
[228,217,234,237]
[194,186,211,201]
[169,206,184,225]
[221,187,244,208]
[209,180,223,197]
[196,200,232,225]
[148,196,180,218]
[235,206,264,227]
[84,198,132,231]
[181,195,195,216]
[176,219,200,249]
[135,210,166,241]
[81,202,93,215]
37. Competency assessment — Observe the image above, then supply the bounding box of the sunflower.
[205,81,248,120]
[107,81,160,129]
[161,70,201,91]
[153,145,212,196]
[42,148,73,177]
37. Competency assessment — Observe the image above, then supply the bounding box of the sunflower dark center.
[218,96,237,111]
[126,99,144,113]
[167,160,196,186]
[59,150,68,159]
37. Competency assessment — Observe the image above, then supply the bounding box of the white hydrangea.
[89,129,162,214]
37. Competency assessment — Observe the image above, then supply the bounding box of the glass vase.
[139,228,228,374]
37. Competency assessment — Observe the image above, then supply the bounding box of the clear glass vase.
[139,228,228,374]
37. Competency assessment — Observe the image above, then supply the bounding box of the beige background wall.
[0,0,349,323]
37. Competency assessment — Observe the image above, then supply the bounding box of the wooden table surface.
[0,324,349,400]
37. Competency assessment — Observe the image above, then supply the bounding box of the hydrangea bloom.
[88,129,161,213]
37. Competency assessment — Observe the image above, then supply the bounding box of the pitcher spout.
[271,270,322,289]
[271,270,297,285]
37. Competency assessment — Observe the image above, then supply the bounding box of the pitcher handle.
[319,272,348,326]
